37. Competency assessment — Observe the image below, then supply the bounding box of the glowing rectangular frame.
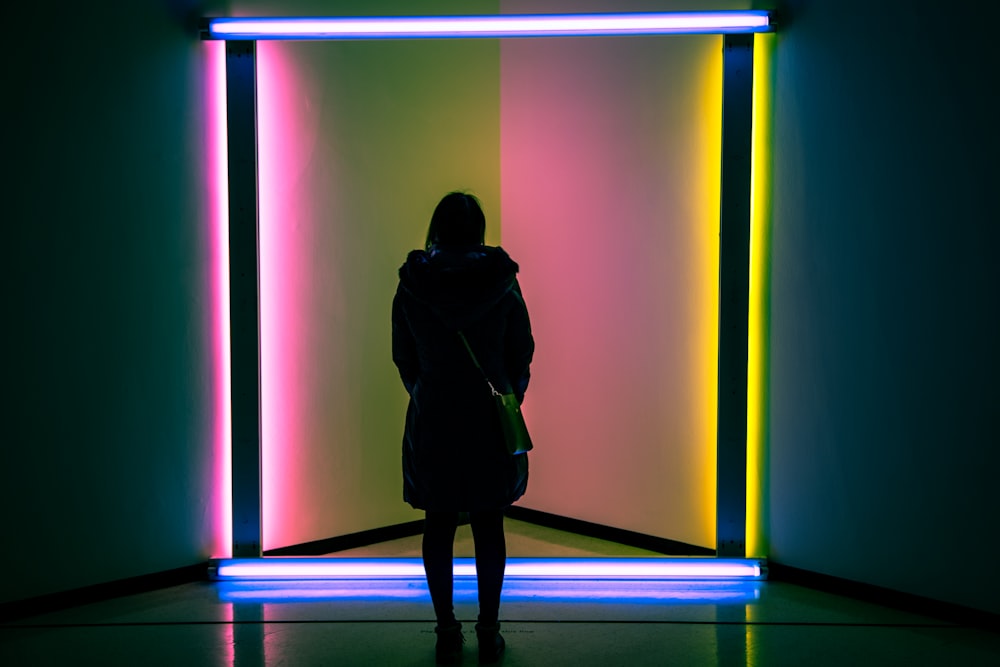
[205,10,773,576]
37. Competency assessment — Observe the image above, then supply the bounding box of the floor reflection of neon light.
[211,557,765,580]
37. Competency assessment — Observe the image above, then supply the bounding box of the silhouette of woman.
[392,192,533,665]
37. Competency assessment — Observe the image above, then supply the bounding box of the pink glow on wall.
[256,42,332,551]
[501,34,722,547]
[257,42,299,551]
[207,40,232,558]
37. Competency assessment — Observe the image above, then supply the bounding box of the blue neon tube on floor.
[216,578,764,604]
[211,558,767,581]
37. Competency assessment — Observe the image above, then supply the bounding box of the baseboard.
[0,562,207,624]
[768,561,1000,632]
[505,505,716,556]
[264,519,426,556]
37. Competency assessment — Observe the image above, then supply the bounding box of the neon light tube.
[215,579,763,604]
[204,12,774,41]
[211,558,766,580]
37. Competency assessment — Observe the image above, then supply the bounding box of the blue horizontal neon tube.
[205,12,774,41]
[211,557,767,580]
[215,579,764,604]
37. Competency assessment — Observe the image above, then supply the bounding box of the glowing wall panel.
[256,39,501,550]
[501,34,723,548]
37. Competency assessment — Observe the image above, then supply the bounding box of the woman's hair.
[425,192,486,250]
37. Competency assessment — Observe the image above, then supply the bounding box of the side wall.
[767,0,1000,614]
[3,1,228,604]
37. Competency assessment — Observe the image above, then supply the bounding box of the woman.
[392,192,533,665]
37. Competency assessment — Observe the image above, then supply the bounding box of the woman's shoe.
[435,622,464,665]
[475,622,505,664]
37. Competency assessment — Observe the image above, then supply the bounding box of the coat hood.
[398,245,519,330]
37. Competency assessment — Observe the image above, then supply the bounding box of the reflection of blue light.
[217,580,431,603]
[503,579,763,604]
[211,557,766,581]
[217,579,763,605]
[205,12,774,41]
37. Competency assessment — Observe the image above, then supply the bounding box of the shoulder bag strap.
[457,331,501,397]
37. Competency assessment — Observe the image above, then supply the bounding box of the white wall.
[500,31,726,548]
[254,34,501,549]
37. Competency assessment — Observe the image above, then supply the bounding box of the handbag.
[457,331,533,455]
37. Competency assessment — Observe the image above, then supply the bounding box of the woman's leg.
[469,509,506,625]
[423,510,460,626]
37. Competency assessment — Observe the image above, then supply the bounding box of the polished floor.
[2,520,997,666]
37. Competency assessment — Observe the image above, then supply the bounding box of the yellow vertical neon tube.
[747,33,774,558]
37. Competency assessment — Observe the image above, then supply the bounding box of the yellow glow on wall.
[256,38,500,550]
[747,32,774,558]
[695,40,724,543]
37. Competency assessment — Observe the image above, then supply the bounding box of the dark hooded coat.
[392,245,533,511]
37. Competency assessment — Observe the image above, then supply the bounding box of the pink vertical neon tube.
[207,39,232,557]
